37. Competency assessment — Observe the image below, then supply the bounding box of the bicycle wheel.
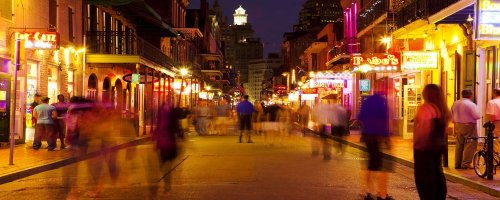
[473,151,487,178]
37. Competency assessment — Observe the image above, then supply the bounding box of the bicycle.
[472,135,500,178]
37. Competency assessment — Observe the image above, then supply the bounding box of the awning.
[86,0,177,37]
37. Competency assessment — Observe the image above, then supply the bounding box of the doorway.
[403,85,421,139]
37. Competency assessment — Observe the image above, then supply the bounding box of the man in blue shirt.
[33,97,57,150]
[358,92,393,200]
[236,95,255,143]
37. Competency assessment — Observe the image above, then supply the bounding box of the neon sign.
[475,0,500,40]
[14,32,60,49]
[350,53,400,72]
[401,51,438,70]
[310,79,344,88]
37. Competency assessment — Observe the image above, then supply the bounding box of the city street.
[0,131,496,200]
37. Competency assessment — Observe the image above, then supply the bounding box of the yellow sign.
[401,51,438,70]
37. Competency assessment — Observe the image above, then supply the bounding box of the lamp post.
[282,72,290,93]
[177,68,189,108]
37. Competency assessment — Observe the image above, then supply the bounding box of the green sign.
[359,79,370,91]
[131,73,140,84]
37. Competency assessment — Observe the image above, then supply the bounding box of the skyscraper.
[294,0,343,32]
[221,5,263,85]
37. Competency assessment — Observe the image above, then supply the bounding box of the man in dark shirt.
[236,95,255,143]
[52,94,69,149]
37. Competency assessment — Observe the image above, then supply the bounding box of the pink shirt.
[413,103,443,150]
[486,98,500,121]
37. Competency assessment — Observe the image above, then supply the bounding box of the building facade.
[0,0,84,143]
[247,55,281,102]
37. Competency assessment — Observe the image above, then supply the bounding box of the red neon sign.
[14,32,60,49]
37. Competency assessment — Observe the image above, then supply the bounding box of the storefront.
[300,71,353,115]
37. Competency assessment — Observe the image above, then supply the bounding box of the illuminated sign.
[350,53,400,72]
[14,32,60,49]
[310,79,344,88]
[401,51,438,70]
[475,0,500,40]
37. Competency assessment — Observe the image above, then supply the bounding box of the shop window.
[68,70,74,97]
[49,0,57,31]
[48,68,58,104]
[87,74,98,101]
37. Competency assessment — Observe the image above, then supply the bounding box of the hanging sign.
[131,73,140,84]
[475,0,500,40]
[13,32,60,49]
[401,51,438,70]
[310,79,344,88]
[359,79,370,92]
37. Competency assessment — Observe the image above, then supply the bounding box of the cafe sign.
[401,51,438,70]
[13,32,60,49]
[475,0,500,40]
[350,53,400,72]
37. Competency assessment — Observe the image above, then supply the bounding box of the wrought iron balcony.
[357,0,390,32]
[86,31,173,67]
[395,0,458,28]
[328,37,358,60]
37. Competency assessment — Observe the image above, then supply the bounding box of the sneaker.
[48,148,60,151]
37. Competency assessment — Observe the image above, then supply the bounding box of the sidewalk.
[0,136,150,185]
[323,129,500,197]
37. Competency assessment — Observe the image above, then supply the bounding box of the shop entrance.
[0,74,11,142]
[403,85,421,139]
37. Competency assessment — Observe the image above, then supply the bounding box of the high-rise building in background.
[294,0,343,32]
[221,5,263,88]
[282,0,343,82]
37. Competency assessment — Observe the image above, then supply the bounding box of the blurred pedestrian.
[451,89,481,169]
[252,100,264,135]
[485,88,500,153]
[196,101,211,135]
[33,97,57,150]
[298,101,311,136]
[331,103,349,155]
[236,95,255,143]
[312,100,333,160]
[413,84,450,200]
[52,94,69,149]
[215,98,232,135]
[358,92,392,200]
[262,103,281,146]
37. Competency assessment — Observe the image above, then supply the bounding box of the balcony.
[357,0,390,32]
[396,0,459,28]
[86,31,173,67]
[327,37,358,66]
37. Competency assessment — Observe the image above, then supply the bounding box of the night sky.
[188,0,304,56]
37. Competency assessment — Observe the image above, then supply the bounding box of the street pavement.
[0,131,497,200]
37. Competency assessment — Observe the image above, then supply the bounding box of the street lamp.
[177,68,189,107]
[282,72,290,93]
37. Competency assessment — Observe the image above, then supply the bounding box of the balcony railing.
[396,0,458,28]
[357,0,390,32]
[328,37,359,60]
[86,31,172,67]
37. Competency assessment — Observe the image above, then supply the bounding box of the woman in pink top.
[413,84,450,200]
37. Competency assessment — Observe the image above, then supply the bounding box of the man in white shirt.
[451,89,481,169]
[485,88,500,153]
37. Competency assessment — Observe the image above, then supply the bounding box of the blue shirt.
[358,94,389,136]
[236,100,255,115]
[34,103,56,124]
